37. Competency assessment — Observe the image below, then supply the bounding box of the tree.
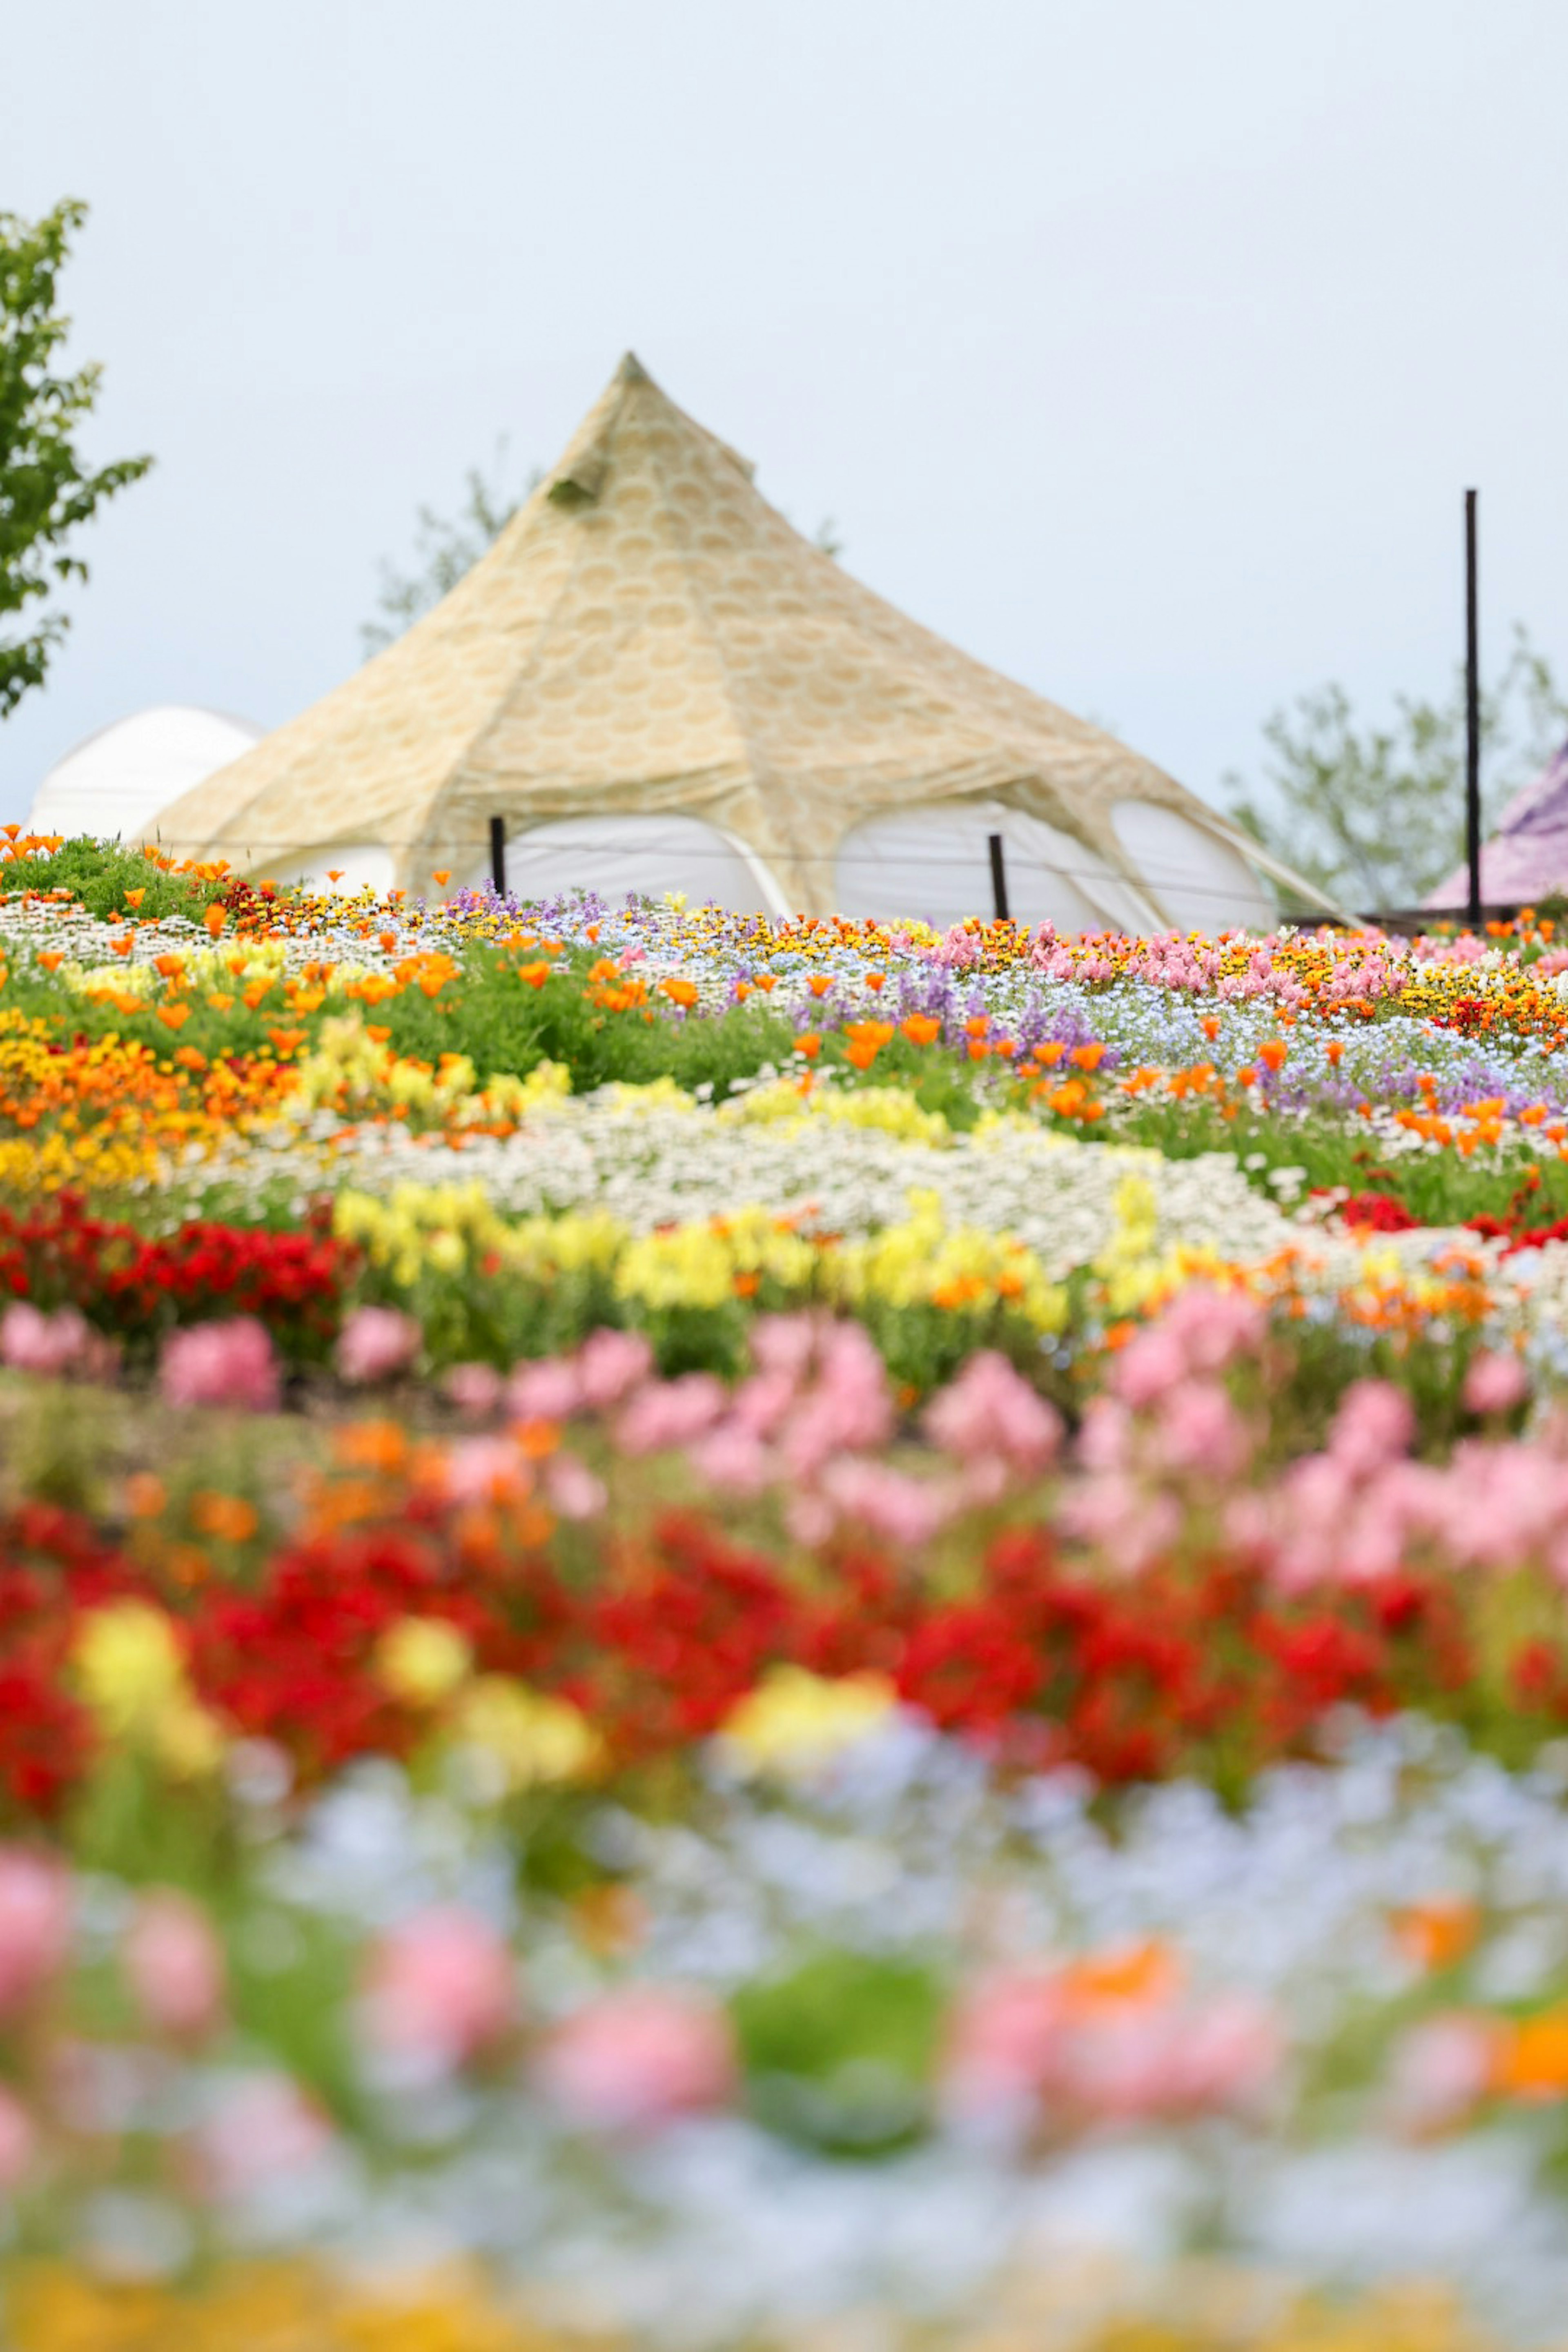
[1,199,152,721]
[364,449,845,653]
[1227,627,1568,911]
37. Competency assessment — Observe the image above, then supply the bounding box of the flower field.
[6,836,1568,2345]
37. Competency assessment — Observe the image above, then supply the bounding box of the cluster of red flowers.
[3,1482,1561,1824]
[0,1194,351,1352]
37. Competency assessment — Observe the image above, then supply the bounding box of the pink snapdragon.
[537,1987,735,2134]
[0,1850,71,2019]
[336,1305,421,1385]
[924,1352,1062,1476]
[124,1889,226,2043]
[362,1907,517,2071]
[158,1318,280,1412]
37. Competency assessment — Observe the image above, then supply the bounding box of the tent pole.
[1465,490,1481,930]
[987,832,1010,922]
[490,816,507,899]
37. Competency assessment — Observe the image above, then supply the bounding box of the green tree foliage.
[1227,627,1568,910]
[0,198,152,720]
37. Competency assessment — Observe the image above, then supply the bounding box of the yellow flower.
[374,1617,474,1707]
[719,1665,897,1779]
[74,1601,187,1735]
[452,1677,604,1791]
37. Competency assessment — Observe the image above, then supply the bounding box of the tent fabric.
[151,354,1321,923]
[1426,738,1568,908]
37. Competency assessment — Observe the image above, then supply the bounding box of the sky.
[4,0,1567,824]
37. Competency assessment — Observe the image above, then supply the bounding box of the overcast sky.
[4,0,1566,822]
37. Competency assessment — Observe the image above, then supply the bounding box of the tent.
[1426,737,1568,909]
[149,355,1324,931]
[29,706,263,849]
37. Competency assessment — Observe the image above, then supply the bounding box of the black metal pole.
[489,815,507,898]
[1465,490,1481,930]
[987,832,1010,922]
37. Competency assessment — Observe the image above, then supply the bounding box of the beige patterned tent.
[151,354,1327,929]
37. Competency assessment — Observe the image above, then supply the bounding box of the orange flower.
[326,870,345,884]
[794,1032,822,1060]
[123,889,145,909]
[1326,1039,1344,1066]
[1070,1042,1105,1072]
[37,951,63,972]
[267,1027,307,1055]
[1390,1897,1481,1974]
[517,961,552,989]
[206,992,235,1012]
[1038,1040,1067,1066]
[1258,1038,1288,1073]
[963,1015,990,1039]
[660,978,699,1009]
[242,984,272,1011]
[191,1491,261,1543]
[124,1472,166,1519]
[367,1024,392,1043]
[111,935,135,958]
[156,1004,192,1031]
[864,971,886,992]
[431,869,452,886]
[808,973,834,998]
[1494,2010,1568,2102]
[754,973,778,993]
[204,904,227,938]
[1201,1015,1221,1041]
[584,923,601,943]
[899,1015,941,1047]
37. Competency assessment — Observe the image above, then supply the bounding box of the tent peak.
[617,350,651,386]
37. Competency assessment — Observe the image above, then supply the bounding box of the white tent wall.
[1110,802,1274,934]
[30,707,263,848]
[470,816,789,915]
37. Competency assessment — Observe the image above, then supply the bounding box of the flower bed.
[3,842,1568,2342]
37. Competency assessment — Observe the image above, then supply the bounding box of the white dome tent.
[148,359,1332,931]
[29,707,264,851]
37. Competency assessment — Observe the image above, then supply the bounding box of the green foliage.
[1227,627,1568,910]
[1,200,152,719]
[2,834,223,918]
[729,1948,946,2156]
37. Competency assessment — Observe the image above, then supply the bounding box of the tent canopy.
[151,354,1323,928]
[1427,737,1568,909]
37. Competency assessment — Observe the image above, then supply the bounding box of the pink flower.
[124,1890,225,2042]
[1329,1379,1415,1477]
[1463,1350,1529,1417]
[0,1850,71,2019]
[1156,1379,1250,1479]
[820,1458,957,1548]
[1114,1328,1188,1408]
[0,1302,93,1377]
[158,1319,279,1412]
[575,1327,654,1409]
[749,1313,822,1383]
[537,1987,735,2134]
[507,1357,582,1424]
[617,1374,728,1455]
[941,1971,1069,2126]
[1388,2013,1501,2136]
[440,1362,505,1417]
[362,1907,517,2070]
[688,1423,775,1495]
[194,2071,333,2202]
[442,1436,527,1507]
[0,2085,36,2193]
[544,1451,607,1520]
[1064,1997,1279,2121]
[924,1353,1062,1475]
[335,1305,421,1386]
